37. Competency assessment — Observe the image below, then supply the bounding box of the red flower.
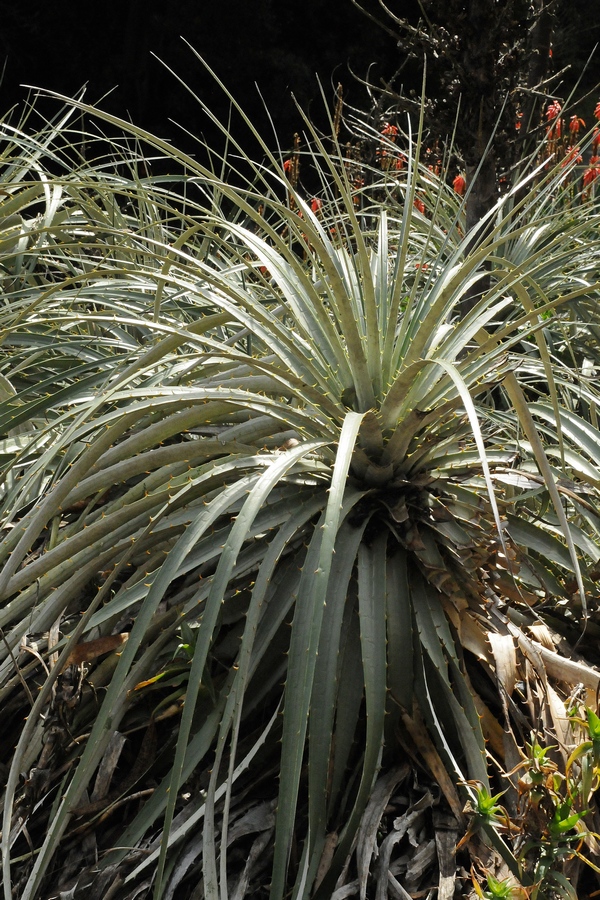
[453,174,466,196]
[546,100,562,121]
[583,166,599,188]
[569,115,585,135]
[546,119,562,141]
[561,145,583,167]
[594,101,600,120]
[381,123,399,139]
[283,159,293,173]
[393,156,405,171]
[414,198,425,214]
[310,197,322,214]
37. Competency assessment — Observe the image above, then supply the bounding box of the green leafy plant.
[469,711,600,900]
[473,870,522,900]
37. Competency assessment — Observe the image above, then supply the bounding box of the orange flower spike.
[546,118,562,141]
[378,124,398,169]
[569,115,585,135]
[583,167,598,188]
[381,123,399,140]
[414,197,425,214]
[283,159,293,175]
[593,128,600,152]
[310,197,322,215]
[453,174,466,196]
[546,100,562,121]
[594,101,600,120]
[562,145,583,167]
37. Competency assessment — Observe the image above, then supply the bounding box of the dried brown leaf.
[65,633,129,667]
[488,632,518,698]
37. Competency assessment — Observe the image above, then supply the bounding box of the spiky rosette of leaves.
[2,76,600,900]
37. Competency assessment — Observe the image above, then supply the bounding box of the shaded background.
[0,1,598,154]
[0,0,402,155]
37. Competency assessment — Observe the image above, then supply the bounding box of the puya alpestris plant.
[2,59,600,899]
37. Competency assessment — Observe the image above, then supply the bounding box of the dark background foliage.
[2,1,597,157]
